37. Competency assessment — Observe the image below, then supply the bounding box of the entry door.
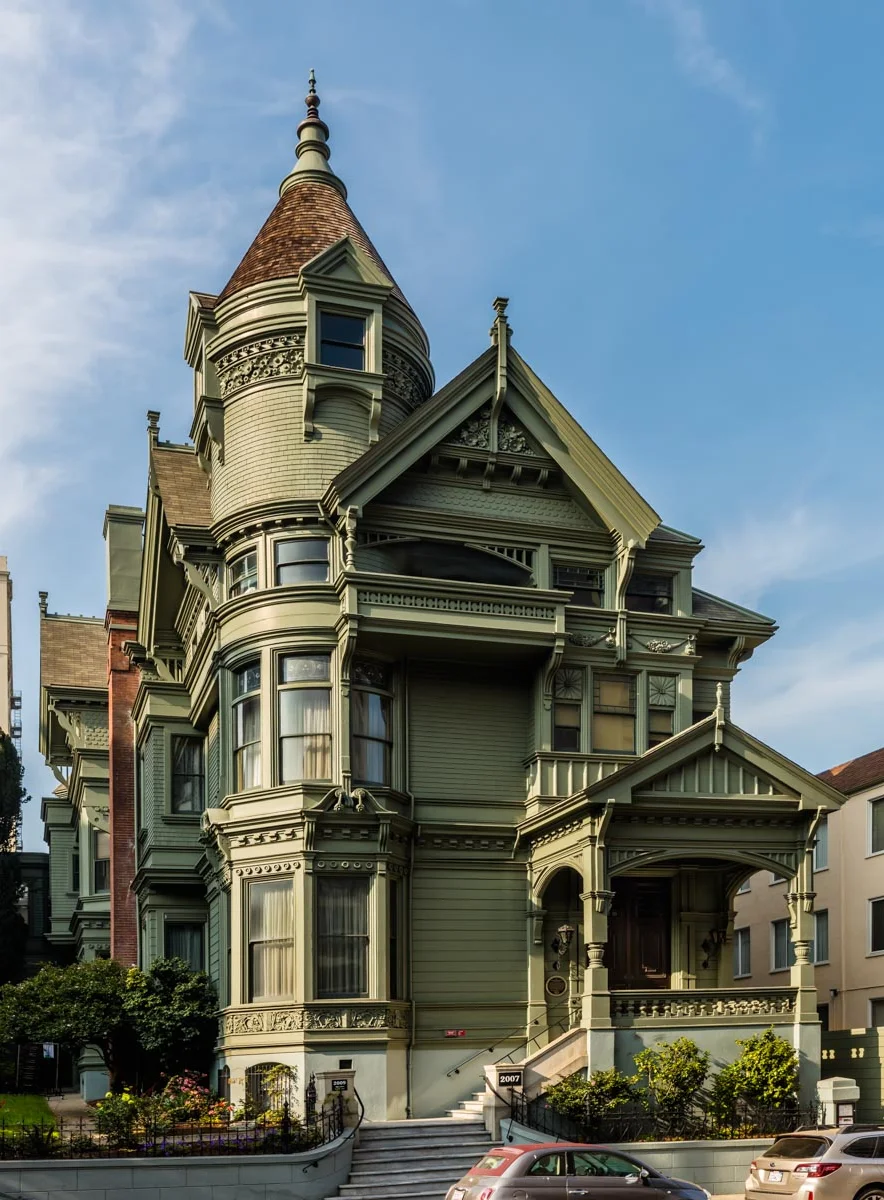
[606,877,671,990]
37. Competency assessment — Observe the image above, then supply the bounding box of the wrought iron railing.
[0,1094,344,1160]
[510,1091,819,1143]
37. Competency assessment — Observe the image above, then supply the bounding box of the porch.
[610,985,797,1027]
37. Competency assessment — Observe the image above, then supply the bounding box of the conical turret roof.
[218,74,410,308]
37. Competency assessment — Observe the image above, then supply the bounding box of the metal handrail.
[446,1016,570,1078]
[300,1088,365,1175]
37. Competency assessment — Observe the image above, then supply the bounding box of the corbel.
[541,635,566,712]
[368,394,382,444]
[179,557,219,613]
[49,764,69,788]
[727,635,752,671]
[613,539,637,664]
[48,703,83,751]
[337,614,360,698]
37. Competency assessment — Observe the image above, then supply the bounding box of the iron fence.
[0,1094,344,1160]
[511,1091,820,1143]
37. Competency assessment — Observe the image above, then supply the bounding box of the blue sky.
[3,0,883,849]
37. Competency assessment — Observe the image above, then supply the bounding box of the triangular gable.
[300,236,394,293]
[326,341,660,547]
[636,746,797,800]
[519,715,845,844]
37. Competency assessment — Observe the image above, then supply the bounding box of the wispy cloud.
[0,0,227,537]
[733,613,884,770]
[695,504,884,609]
[643,0,770,144]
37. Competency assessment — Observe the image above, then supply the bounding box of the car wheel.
[854,1187,884,1200]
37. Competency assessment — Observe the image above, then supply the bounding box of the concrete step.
[350,1152,490,1178]
[340,1175,468,1198]
[353,1146,489,1167]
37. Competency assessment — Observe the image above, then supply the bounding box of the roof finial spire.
[280,68,347,199]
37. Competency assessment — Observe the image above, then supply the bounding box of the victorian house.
[40,79,843,1117]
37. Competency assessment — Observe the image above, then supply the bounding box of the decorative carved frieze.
[235,862,302,877]
[568,629,616,649]
[629,634,696,655]
[314,859,376,871]
[382,348,429,411]
[223,1004,409,1037]
[360,590,556,621]
[447,402,538,455]
[611,988,796,1024]
[216,333,305,397]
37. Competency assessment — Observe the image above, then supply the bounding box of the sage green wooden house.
[51,80,844,1118]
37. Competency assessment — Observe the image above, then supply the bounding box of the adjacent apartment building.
[40,79,844,1116]
[733,747,884,1032]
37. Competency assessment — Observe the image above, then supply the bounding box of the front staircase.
[331,1116,493,1200]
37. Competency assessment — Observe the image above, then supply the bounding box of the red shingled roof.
[817,746,884,795]
[218,181,408,305]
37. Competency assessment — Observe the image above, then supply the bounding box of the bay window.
[626,572,673,614]
[278,654,332,782]
[275,538,329,585]
[248,879,294,1000]
[316,876,369,998]
[228,550,258,598]
[233,662,261,791]
[648,675,676,748]
[592,673,636,754]
[552,668,582,752]
[171,735,204,813]
[351,659,393,785]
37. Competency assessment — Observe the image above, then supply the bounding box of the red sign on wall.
[444,1029,467,1038]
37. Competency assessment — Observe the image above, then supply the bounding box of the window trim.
[247,877,295,1003]
[813,818,829,872]
[228,548,259,599]
[169,733,205,816]
[771,917,795,973]
[277,652,333,785]
[314,874,371,1000]
[813,909,829,965]
[552,667,584,753]
[232,660,262,793]
[869,797,884,858]
[733,926,751,979]
[591,671,637,755]
[93,828,110,895]
[350,659,394,787]
[869,996,884,1028]
[318,310,367,372]
[869,895,884,956]
[273,535,330,587]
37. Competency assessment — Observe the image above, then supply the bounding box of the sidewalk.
[46,1091,96,1127]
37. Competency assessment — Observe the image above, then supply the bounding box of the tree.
[123,958,218,1079]
[0,733,28,985]
[634,1036,711,1131]
[0,957,219,1091]
[0,959,133,1087]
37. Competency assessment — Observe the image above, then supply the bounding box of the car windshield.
[766,1137,830,1160]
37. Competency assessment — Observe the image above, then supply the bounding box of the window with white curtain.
[813,819,829,871]
[351,659,392,785]
[233,662,261,791]
[733,927,751,978]
[165,922,205,972]
[93,830,110,893]
[316,876,370,998]
[248,880,294,1000]
[279,654,332,782]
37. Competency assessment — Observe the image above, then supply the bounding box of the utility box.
[818,1076,860,1126]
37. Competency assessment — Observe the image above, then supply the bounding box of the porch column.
[788,845,820,1105]
[581,804,615,1071]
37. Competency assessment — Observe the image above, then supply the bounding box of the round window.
[546,975,567,997]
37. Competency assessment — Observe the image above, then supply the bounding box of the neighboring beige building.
[0,555,18,743]
[732,746,884,1031]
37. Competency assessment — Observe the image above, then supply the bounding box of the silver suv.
[746,1127,884,1200]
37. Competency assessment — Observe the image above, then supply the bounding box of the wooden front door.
[606,877,671,989]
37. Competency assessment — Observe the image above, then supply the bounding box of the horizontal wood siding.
[412,864,528,1011]
[408,662,529,815]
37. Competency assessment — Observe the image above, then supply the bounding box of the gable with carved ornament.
[638,749,798,799]
[375,476,603,531]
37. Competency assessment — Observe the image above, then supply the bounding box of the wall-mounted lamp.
[551,924,576,971]
[701,927,728,970]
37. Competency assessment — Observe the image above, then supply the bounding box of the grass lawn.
[0,1094,55,1126]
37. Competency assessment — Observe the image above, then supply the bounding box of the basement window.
[319,312,365,371]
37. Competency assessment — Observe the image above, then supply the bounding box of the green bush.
[730,1028,799,1109]
[95,1092,138,1148]
[545,1068,640,1122]
[634,1037,711,1123]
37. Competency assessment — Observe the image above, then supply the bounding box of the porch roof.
[518,713,845,843]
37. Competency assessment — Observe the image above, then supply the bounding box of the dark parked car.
[445,1142,712,1200]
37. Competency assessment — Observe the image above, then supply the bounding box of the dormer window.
[319,312,365,370]
[554,564,603,608]
[626,572,672,615]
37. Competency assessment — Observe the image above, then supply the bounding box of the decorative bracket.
[541,635,566,712]
[713,682,726,752]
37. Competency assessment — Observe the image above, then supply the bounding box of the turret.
[187,73,433,533]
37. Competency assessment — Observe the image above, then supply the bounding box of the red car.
[445,1142,712,1200]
